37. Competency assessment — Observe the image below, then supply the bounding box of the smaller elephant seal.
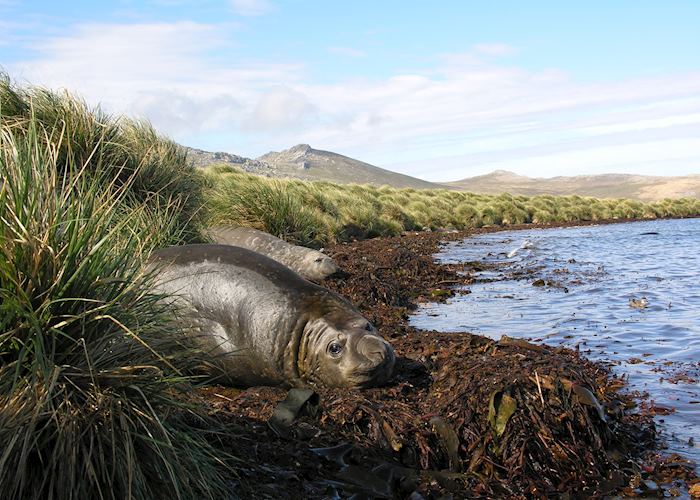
[149,244,394,388]
[207,226,339,281]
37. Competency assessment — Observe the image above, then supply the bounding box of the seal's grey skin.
[207,226,339,281]
[149,244,394,388]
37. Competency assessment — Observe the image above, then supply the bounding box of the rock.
[186,147,275,174]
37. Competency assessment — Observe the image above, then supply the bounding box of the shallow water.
[411,219,700,468]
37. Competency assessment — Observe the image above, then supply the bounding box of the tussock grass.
[0,72,205,244]
[208,174,331,246]
[204,167,700,246]
[1,80,233,499]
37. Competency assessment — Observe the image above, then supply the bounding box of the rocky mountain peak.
[257,144,315,169]
[287,143,312,157]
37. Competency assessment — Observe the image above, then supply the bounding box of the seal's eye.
[365,322,373,331]
[314,257,323,263]
[328,341,344,357]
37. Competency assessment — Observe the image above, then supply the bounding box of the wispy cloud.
[327,46,366,58]
[8,29,700,178]
[229,0,274,16]
[581,113,700,135]
[10,22,300,137]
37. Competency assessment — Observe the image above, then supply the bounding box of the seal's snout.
[359,336,389,362]
[357,336,395,380]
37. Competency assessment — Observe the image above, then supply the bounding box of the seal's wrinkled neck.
[297,316,329,384]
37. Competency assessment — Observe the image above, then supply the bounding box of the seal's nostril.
[366,350,384,363]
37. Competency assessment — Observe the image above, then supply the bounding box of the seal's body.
[149,244,394,388]
[207,226,339,281]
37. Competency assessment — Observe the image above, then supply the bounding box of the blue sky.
[2,0,699,180]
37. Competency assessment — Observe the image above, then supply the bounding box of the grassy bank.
[1,73,206,244]
[205,165,700,247]
[0,76,233,499]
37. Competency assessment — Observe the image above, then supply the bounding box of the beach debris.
[572,384,608,422]
[629,297,649,309]
[310,443,354,467]
[488,389,517,437]
[430,417,461,471]
[498,335,545,352]
[334,465,394,498]
[689,482,700,498]
[429,288,453,299]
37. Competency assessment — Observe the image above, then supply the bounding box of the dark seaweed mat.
[199,228,676,499]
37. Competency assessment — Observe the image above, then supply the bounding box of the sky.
[1,0,699,181]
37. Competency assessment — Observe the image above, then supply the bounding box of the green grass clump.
[1,111,233,498]
[204,167,700,246]
[0,72,205,244]
[208,170,333,246]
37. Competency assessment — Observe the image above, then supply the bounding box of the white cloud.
[10,22,301,138]
[229,0,274,16]
[243,86,317,131]
[327,46,366,58]
[8,29,700,178]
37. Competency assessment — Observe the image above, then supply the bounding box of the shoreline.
[416,214,700,237]
[201,219,698,498]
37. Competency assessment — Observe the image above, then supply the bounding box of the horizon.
[1,1,699,181]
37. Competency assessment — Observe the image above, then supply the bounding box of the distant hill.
[187,144,445,189]
[257,144,446,189]
[448,170,700,202]
[187,145,698,200]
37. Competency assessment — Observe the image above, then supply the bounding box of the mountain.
[186,147,273,175]
[448,170,700,202]
[187,144,444,189]
[256,144,445,189]
[187,144,698,200]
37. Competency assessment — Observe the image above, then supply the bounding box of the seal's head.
[301,250,341,281]
[300,315,395,388]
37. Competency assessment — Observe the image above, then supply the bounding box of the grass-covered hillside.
[449,169,700,202]
[0,74,234,499]
[204,164,700,247]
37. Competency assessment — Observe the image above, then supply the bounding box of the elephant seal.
[149,244,394,388]
[207,226,340,281]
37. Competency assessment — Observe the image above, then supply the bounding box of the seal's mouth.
[351,362,394,388]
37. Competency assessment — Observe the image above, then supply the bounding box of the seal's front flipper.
[267,388,320,437]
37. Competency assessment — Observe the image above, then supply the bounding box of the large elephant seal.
[149,244,394,388]
[207,226,340,281]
